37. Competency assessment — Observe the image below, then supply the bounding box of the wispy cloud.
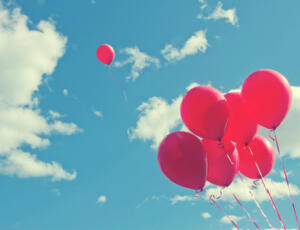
[114,46,160,81]
[161,30,208,62]
[136,195,167,208]
[220,215,243,224]
[198,2,238,26]
[170,195,197,205]
[48,110,64,119]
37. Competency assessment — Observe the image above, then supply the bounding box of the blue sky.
[1,0,300,229]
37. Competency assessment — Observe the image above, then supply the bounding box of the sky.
[1,0,300,229]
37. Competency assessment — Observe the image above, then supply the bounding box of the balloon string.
[237,172,273,229]
[232,192,261,230]
[108,66,127,101]
[251,179,260,189]
[225,150,273,228]
[199,189,240,230]
[271,130,300,230]
[209,187,226,200]
[248,146,287,230]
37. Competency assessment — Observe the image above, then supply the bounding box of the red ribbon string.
[237,172,273,229]
[226,151,272,228]
[248,146,287,230]
[271,130,300,230]
[108,66,127,101]
[251,179,260,189]
[209,187,226,200]
[198,189,240,230]
[232,192,261,229]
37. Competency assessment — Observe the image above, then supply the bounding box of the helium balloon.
[237,136,275,179]
[202,139,238,187]
[180,86,229,141]
[157,131,207,190]
[241,69,292,129]
[96,44,115,65]
[223,92,258,145]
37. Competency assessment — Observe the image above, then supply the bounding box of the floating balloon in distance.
[157,131,207,190]
[223,92,258,145]
[202,139,239,187]
[96,44,115,65]
[181,86,229,141]
[241,69,292,129]
[237,136,275,179]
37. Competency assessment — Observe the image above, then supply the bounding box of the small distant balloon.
[96,44,127,100]
[96,44,115,65]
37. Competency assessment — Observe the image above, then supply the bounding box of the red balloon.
[96,44,115,65]
[180,86,229,140]
[223,92,258,145]
[157,131,207,190]
[237,136,275,179]
[202,139,238,187]
[241,69,292,129]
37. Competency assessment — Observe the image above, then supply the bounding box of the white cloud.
[62,89,68,96]
[128,96,182,149]
[202,212,212,219]
[49,121,82,136]
[0,3,81,180]
[114,46,160,81]
[92,109,103,118]
[198,2,238,26]
[161,30,208,62]
[97,195,107,204]
[220,215,243,224]
[185,82,200,91]
[0,150,76,181]
[199,0,208,10]
[48,110,63,119]
[170,195,197,205]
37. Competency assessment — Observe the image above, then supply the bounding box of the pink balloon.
[96,44,115,65]
[223,92,258,145]
[180,86,229,140]
[157,131,207,190]
[202,139,239,187]
[237,136,275,179]
[241,69,292,129]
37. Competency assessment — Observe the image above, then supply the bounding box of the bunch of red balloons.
[158,69,292,191]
